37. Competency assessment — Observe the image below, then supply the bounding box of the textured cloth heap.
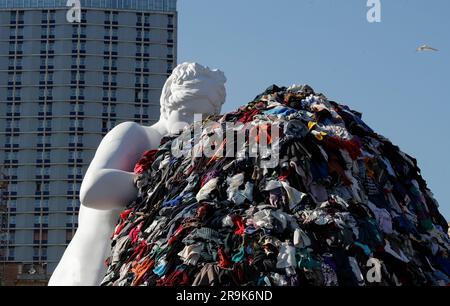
[101,84,450,286]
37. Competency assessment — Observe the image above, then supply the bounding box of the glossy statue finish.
[49,62,227,286]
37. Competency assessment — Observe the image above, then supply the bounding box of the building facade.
[0,0,177,285]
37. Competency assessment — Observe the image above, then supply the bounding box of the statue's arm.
[79,122,152,210]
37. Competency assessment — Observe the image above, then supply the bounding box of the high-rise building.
[0,0,177,285]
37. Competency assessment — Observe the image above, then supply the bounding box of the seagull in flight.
[416,44,439,52]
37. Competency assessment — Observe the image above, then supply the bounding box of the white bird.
[416,44,439,52]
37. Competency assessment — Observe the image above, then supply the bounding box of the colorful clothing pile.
[101,84,450,286]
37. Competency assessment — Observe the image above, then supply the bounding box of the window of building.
[70,103,83,113]
[37,135,51,146]
[68,166,83,176]
[38,119,51,130]
[34,230,48,243]
[112,12,118,23]
[9,215,16,226]
[7,247,15,260]
[35,166,50,177]
[34,200,49,210]
[66,230,75,242]
[33,246,39,258]
[5,136,19,146]
[69,135,83,144]
[40,42,47,52]
[9,166,18,177]
[16,42,23,52]
[67,183,81,193]
[66,214,78,225]
[70,119,83,129]
[10,11,17,23]
[136,105,148,116]
[8,199,17,210]
[69,150,82,160]
[107,120,116,130]
[5,151,18,161]
[8,183,17,193]
[37,150,51,160]
[38,103,52,113]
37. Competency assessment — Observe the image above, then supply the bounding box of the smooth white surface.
[48,62,226,286]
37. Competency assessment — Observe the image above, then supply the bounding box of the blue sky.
[177,0,450,220]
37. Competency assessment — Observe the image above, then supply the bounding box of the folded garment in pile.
[101,84,450,286]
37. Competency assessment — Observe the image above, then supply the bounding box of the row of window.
[8,73,153,86]
[3,135,81,152]
[4,182,81,193]
[5,229,77,244]
[7,213,79,224]
[4,230,77,247]
[8,38,174,51]
[7,56,173,70]
[8,10,174,24]
[8,25,173,41]
[2,149,94,163]
[6,199,80,209]
[5,89,161,103]
[4,102,150,114]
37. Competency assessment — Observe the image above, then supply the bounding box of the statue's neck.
[154,110,201,136]
[151,119,170,138]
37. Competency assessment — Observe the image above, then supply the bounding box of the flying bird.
[416,44,439,52]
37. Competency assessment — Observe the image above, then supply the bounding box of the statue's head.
[160,62,227,120]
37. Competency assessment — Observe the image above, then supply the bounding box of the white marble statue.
[48,62,227,286]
